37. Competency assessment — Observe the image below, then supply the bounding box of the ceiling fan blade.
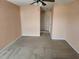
[30,2,37,5]
[43,0,55,2]
[40,1,46,6]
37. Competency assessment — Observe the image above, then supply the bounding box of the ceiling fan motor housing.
[31,0,55,6]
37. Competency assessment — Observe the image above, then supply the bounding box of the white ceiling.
[55,0,75,5]
[7,0,54,11]
[8,0,34,6]
[7,0,75,11]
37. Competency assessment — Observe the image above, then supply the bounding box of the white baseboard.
[66,40,79,54]
[51,35,64,40]
[0,36,21,53]
[22,34,40,36]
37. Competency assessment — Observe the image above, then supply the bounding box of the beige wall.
[20,5,40,36]
[52,4,67,40]
[66,0,79,53]
[52,0,79,53]
[0,0,21,48]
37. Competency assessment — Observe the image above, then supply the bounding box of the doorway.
[40,9,52,38]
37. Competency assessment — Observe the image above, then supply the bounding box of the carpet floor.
[0,33,79,59]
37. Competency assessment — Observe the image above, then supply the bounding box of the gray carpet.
[0,33,79,59]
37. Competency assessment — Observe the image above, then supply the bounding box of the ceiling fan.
[30,0,55,6]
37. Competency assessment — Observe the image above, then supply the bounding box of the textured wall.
[0,0,21,48]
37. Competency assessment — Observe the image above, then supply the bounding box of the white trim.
[22,34,40,36]
[0,36,21,53]
[52,35,64,40]
[52,38,64,40]
[66,40,79,54]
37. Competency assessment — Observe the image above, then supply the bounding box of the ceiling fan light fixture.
[38,2,42,6]
[33,2,42,6]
